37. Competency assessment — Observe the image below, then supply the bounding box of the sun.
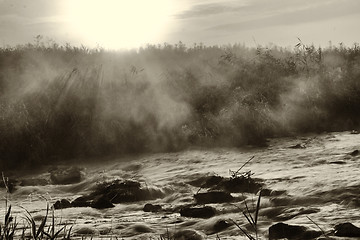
[64,0,174,49]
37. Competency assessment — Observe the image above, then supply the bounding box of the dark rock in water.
[213,219,231,232]
[180,206,216,218]
[75,227,96,235]
[71,196,91,208]
[302,230,324,239]
[50,166,83,185]
[194,191,234,204]
[188,175,224,188]
[269,222,306,239]
[54,199,72,209]
[173,229,203,240]
[132,224,153,233]
[143,203,162,212]
[350,130,359,134]
[329,160,346,165]
[334,222,360,237]
[349,150,359,157]
[91,195,114,209]
[20,178,49,186]
[90,179,164,204]
[269,222,321,240]
[216,176,263,193]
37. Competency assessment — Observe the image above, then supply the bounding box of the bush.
[1,41,360,169]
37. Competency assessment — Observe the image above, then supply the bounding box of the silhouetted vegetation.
[1,40,360,169]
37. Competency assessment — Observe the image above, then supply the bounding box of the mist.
[1,41,360,170]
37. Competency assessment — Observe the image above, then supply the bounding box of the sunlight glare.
[65,0,174,49]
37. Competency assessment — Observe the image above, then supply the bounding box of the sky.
[0,0,359,50]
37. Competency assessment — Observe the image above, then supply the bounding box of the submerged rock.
[50,166,83,185]
[269,222,321,240]
[143,203,162,212]
[20,178,49,186]
[173,229,204,240]
[194,191,234,204]
[334,222,360,237]
[75,227,96,235]
[132,224,153,233]
[213,219,232,232]
[180,206,216,218]
[54,199,72,209]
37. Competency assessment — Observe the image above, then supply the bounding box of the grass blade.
[254,190,262,225]
[36,205,48,237]
[230,219,255,240]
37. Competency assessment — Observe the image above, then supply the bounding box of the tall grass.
[1,40,360,170]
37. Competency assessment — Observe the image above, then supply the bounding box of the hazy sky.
[0,0,359,49]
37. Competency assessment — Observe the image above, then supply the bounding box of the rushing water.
[1,131,360,239]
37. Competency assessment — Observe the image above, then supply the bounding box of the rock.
[54,199,72,209]
[334,222,360,237]
[71,196,91,208]
[173,229,204,240]
[180,206,216,218]
[269,222,321,240]
[75,227,96,235]
[350,130,359,134]
[143,203,162,212]
[50,166,83,185]
[90,179,164,204]
[194,191,234,204]
[349,150,359,157]
[90,195,114,209]
[132,224,153,233]
[329,160,346,165]
[213,219,231,232]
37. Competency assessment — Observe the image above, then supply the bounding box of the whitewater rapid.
[1,131,359,239]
